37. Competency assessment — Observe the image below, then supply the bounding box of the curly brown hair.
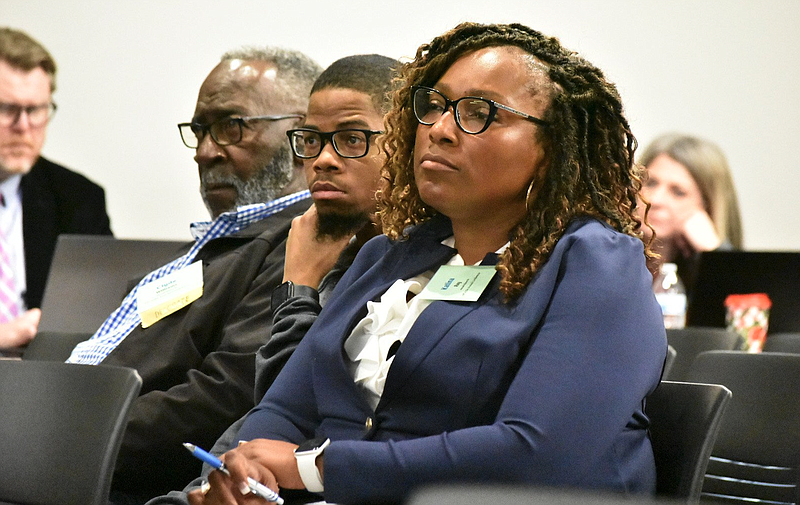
[377,22,651,300]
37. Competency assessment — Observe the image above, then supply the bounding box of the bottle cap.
[660,262,678,273]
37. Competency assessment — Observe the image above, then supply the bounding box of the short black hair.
[311,54,398,114]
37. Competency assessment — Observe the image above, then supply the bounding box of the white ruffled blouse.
[344,237,506,410]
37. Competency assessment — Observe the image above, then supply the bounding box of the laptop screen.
[686,250,800,334]
[38,235,189,334]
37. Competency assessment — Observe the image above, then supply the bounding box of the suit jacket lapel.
[369,217,502,408]
[378,265,500,407]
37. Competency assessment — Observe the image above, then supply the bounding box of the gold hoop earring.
[525,180,535,211]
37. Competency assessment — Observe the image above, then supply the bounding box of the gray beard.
[200,144,294,216]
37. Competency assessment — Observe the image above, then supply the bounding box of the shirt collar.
[441,235,509,265]
[189,190,310,241]
[0,174,22,207]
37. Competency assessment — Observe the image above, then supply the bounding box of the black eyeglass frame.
[286,128,384,159]
[177,114,305,148]
[0,101,58,128]
[411,85,549,135]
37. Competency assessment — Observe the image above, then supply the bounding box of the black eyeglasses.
[0,101,57,128]
[411,85,548,135]
[286,128,383,159]
[177,114,304,148]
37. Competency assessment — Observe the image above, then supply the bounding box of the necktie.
[0,193,19,323]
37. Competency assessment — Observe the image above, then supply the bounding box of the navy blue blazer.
[238,215,667,504]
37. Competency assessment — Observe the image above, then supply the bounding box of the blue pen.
[183,442,284,504]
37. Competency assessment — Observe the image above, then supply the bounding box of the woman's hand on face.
[676,209,722,255]
[186,440,302,505]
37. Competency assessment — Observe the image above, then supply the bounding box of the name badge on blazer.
[418,265,496,302]
[137,261,204,327]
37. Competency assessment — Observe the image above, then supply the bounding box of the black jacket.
[105,198,310,499]
[21,156,112,308]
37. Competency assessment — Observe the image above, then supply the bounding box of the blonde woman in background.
[639,133,743,292]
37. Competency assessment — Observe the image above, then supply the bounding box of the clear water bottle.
[654,262,687,329]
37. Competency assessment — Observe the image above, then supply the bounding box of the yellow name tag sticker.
[137,261,204,328]
[418,265,496,302]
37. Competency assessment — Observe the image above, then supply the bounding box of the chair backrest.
[686,351,800,504]
[663,345,677,380]
[406,484,662,505]
[762,332,800,353]
[664,327,743,381]
[0,361,142,505]
[21,330,93,361]
[645,380,732,503]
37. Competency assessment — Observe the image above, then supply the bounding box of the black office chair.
[21,330,92,361]
[0,360,142,505]
[645,381,732,503]
[407,381,728,505]
[664,328,743,382]
[686,351,800,504]
[762,332,800,353]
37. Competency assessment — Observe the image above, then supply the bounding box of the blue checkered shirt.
[67,191,310,365]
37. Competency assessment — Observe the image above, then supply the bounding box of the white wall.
[3,0,798,250]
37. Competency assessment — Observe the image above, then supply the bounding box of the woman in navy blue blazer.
[192,22,667,505]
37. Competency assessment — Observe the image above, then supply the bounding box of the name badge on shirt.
[137,261,204,328]
[418,265,496,302]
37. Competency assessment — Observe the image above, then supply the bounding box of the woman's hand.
[675,209,722,256]
[187,440,303,505]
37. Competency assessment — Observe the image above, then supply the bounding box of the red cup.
[724,293,772,353]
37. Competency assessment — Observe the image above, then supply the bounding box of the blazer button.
[365,417,373,431]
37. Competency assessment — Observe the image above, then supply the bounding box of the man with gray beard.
[65,47,321,503]
[198,144,295,216]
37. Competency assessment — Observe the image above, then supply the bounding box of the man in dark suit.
[0,27,111,349]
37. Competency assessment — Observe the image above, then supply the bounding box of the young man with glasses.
[0,27,112,350]
[259,52,397,410]
[65,47,321,503]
